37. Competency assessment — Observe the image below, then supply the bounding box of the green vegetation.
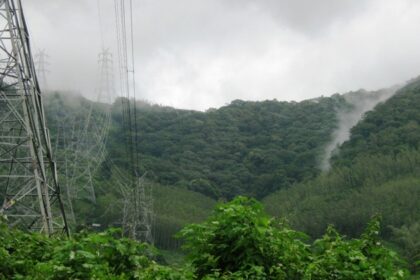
[264,79,420,273]
[333,78,420,166]
[264,150,420,272]
[43,92,348,250]
[150,184,216,250]
[44,93,217,249]
[0,215,162,279]
[108,97,345,199]
[72,179,216,250]
[0,198,410,279]
[38,76,420,276]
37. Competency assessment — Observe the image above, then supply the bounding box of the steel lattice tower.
[121,173,154,244]
[47,49,116,225]
[0,0,68,235]
[97,49,115,104]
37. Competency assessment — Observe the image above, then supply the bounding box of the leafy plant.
[179,197,409,279]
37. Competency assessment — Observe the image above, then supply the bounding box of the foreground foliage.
[0,216,163,279]
[180,197,409,279]
[1,198,409,279]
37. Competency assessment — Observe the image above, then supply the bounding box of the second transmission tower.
[97,49,115,104]
[34,49,50,92]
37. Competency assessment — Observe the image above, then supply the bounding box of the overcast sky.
[25,0,420,110]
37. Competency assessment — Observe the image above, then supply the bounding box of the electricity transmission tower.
[96,48,155,243]
[0,0,68,235]
[97,49,114,104]
[34,50,49,92]
[48,49,116,225]
[112,0,154,244]
[120,173,154,244]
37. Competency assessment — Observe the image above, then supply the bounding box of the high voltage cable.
[112,0,153,243]
[119,0,135,164]
[129,0,140,173]
[114,0,139,179]
[96,0,105,49]
[114,0,132,172]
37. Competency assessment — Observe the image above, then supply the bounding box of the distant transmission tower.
[121,173,154,244]
[97,49,115,103]
[95,48,155,242]
[34,50,50,92]
[112,0,154,243]
[48,49,116,226]
[0,0,68,235]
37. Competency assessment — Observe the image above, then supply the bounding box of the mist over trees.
[265,78,420,273]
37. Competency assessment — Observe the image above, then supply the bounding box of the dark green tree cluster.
[108,97,346,199]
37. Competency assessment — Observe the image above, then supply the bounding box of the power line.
[129,0,140,174]
[114,0,136,178]
[96,0,105,49]
[112,0,153,243]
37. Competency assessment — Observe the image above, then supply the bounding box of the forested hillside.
[108,97,346,199]
[44,92,347,249]
[45,86,398,202]
[41,79,420,274]
[44,93,217,249]
[333,77,420,165]
[264,78,420,273]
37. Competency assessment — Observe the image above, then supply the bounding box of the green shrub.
[179,197,409,279]
[0,198,412,279]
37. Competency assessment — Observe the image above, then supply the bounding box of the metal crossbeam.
[0,0,68,235]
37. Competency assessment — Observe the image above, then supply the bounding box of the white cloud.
[24,0,420,110]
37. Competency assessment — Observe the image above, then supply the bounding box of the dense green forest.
[41,89,366,250]
[26,77,420,277]
[265,79,420,273]
[332,78,420,165]
[108,96,345,199]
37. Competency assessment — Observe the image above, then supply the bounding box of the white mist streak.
[320,86,399,171]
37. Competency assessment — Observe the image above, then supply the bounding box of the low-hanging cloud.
[24,0,420,110]
[228,0,372,35]
[320,86,400,171]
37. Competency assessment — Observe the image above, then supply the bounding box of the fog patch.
[320,86,400,171]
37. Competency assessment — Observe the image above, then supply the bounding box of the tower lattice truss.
[0,0,67,235]
[46,48,115,225]
[121,174,154,244]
